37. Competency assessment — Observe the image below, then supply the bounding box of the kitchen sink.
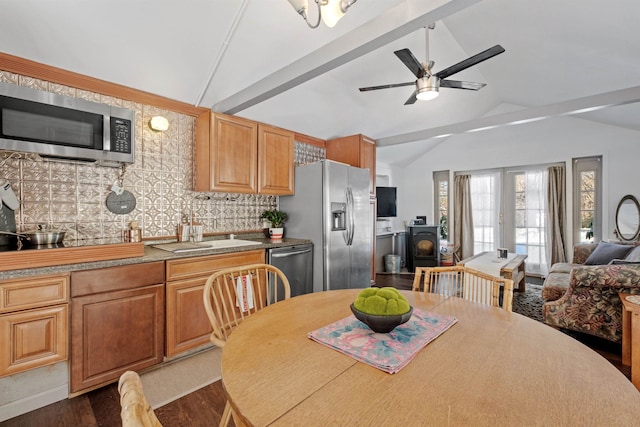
[153,239,262,253]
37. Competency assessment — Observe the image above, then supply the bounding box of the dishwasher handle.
[269,246,312,259]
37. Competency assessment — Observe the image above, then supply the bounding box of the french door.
[503,168,548,276]
[468,166,550,276]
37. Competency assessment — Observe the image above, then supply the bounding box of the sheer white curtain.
[470,172,501,255]
[516,169,549,276]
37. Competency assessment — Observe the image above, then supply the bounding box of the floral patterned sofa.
[542,242,640,343]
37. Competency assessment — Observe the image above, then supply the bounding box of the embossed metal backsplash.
[0,71,326,242]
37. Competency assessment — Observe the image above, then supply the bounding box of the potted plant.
[261,209,288,240]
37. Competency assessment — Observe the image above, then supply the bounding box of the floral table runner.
[308,308,458,374]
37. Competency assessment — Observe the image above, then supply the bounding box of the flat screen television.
[376,186,397,217]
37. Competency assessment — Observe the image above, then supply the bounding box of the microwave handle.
[103,115,111,152]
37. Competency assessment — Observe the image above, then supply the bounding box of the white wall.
[388,105,640,244]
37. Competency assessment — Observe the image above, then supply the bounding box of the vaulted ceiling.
[3,0,640,166]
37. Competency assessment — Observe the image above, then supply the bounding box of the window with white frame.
[433,170,449,240]
[573,156,602,244]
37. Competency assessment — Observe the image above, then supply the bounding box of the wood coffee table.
[459,252,528,292]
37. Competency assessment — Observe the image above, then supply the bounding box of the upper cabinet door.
[257,124,294,195]
[195,113,295,195]
[326,134,376,196]
[211,114,258,193]
[359,136,376,196]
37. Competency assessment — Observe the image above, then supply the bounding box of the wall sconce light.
[287,0,357,29]
[149,116,169,132]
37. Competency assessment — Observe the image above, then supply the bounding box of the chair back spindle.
[412,265,513,311]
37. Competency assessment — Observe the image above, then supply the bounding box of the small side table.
[619,292,640,391]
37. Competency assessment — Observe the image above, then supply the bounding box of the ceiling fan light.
[416,89,439,101]
[321,0,346,27]
[416,76,440,101]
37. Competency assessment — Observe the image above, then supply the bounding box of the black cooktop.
[0,237,125,252]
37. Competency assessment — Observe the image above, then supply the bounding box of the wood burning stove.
[406,225,440,272]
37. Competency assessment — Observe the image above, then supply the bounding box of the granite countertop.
[0,236,312,280]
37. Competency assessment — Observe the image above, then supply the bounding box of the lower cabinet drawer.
[0,274,69,313]
[0,304,68,378]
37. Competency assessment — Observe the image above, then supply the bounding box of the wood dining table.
[221,289,640,426]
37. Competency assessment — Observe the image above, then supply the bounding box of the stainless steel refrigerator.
[279,160,372,292]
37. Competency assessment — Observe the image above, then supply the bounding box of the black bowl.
[350,303,413,333]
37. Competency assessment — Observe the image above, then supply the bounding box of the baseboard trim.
[0,384,68,422]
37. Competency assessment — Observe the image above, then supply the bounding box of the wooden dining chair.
[203,263,291,427]
[412,265,514,311]
[118,370,162,427]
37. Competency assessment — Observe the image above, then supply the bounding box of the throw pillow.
[624,245,640,262]
[584,242,634,265]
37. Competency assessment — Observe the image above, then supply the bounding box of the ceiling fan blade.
[404,90,418,105]
[394,49,425,79]
[434,45,505,80]
[359,81,415,92]
[440,80,487,90]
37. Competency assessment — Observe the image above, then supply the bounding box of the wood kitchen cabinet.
[165,249,265,358]
[326,134,376,196]
[70,262,165,394]
[0,274,69,378]
[195,112,294,195]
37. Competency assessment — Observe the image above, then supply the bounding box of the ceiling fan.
[359,25,505,104]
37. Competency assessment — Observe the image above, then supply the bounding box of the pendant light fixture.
[287,0,357,29]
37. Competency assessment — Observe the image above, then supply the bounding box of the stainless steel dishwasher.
[267,244,313,297]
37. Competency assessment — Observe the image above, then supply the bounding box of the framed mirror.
[615,195,640,241]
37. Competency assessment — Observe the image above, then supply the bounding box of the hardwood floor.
[1,273,631,426]
[0,380,229,427]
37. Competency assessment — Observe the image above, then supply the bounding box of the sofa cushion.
[548,262,575,274]
[541,272,570,301]
[624,245,640,262]
[610,259,640,265]
[584,242,633,265]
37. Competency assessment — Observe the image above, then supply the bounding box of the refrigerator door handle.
[346,187,355,246]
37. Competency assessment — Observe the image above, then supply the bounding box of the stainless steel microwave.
[0,82,135,166]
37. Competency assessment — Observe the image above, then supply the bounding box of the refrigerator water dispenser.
[331,202,346,230]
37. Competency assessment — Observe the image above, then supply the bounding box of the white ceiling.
[3,0,640,167]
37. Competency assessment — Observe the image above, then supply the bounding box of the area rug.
[140,346,222,409]
[512,283,544,323]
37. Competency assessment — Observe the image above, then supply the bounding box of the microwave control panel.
[110,117,132,154]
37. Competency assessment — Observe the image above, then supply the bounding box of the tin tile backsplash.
[0,71,325,243]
